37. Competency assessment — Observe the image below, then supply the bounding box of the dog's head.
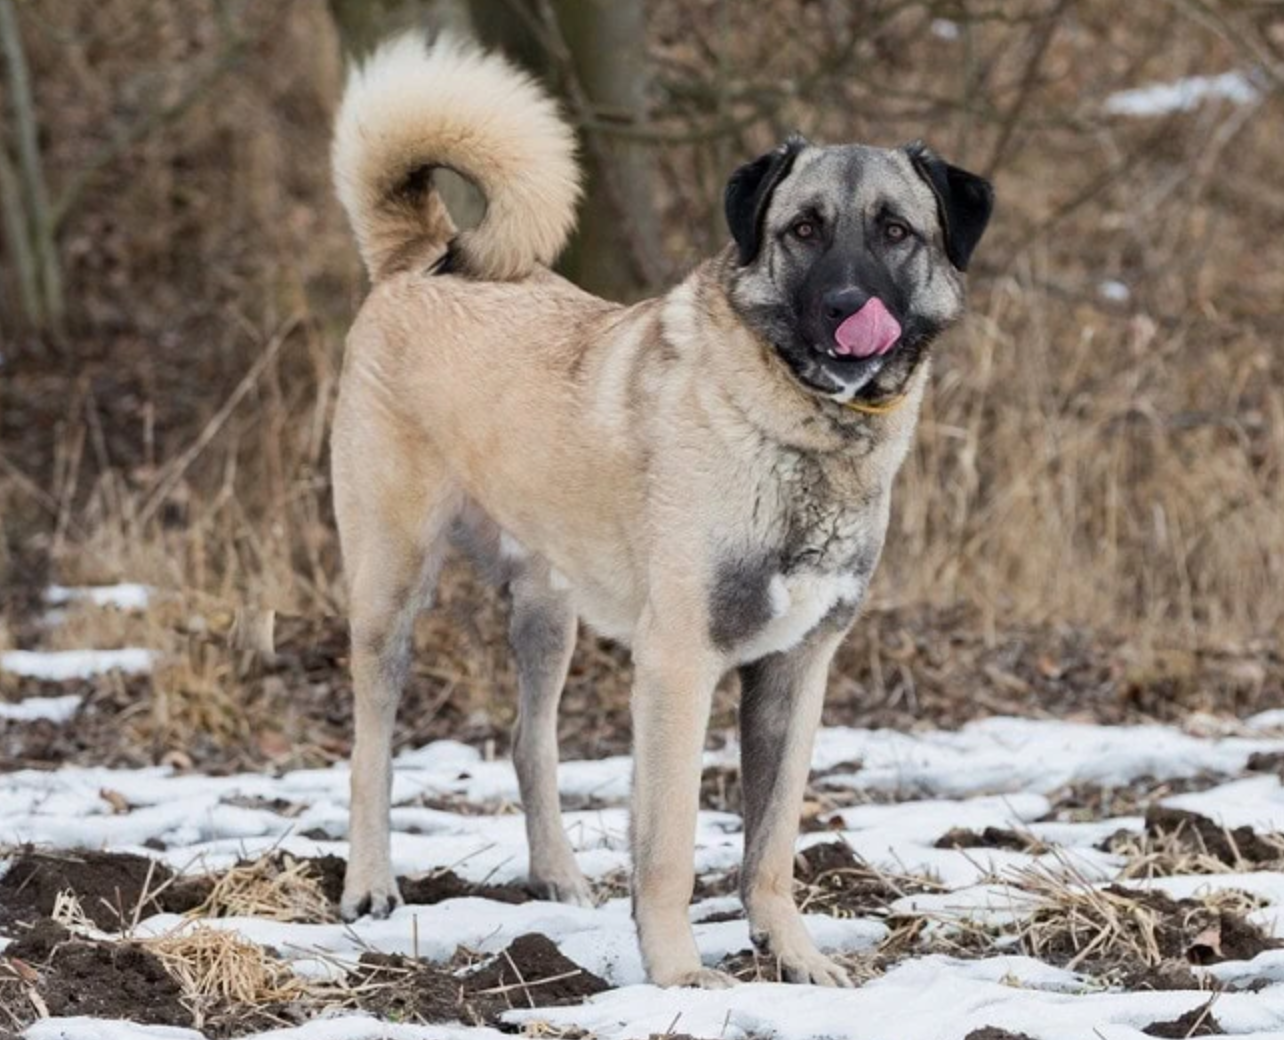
[723,136,993,403]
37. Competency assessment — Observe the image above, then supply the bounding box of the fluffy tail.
[332,33,581,282]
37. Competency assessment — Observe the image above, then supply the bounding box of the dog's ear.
[724,135,807,265]
[904,141,994,272]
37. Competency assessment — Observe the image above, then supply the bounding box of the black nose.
[822,287,867,325]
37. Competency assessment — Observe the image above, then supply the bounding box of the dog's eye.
[791,220,817,240]
[885,221,910,243]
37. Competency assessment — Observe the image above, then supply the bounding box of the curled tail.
[332,33,581,282]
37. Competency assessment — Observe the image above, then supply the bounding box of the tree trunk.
[0,0,61,335]
[471,0,664,300]
[548,0,663,300]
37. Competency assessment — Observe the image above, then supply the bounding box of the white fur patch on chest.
[733,571,864,664]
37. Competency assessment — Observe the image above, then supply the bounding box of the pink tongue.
[834,298,901,358]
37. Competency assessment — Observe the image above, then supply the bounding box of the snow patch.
[0,692,83,722]
[45,583,152,611]
[0,647,156,680]
[1105,70,1260,117]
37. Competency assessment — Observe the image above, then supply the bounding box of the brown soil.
[1121,960,1204,991]
[2,919,191,1028]
[399,869,533,906]
[1143,806,1281,866]
[1029,884,1280,980]
[0,673,153,773]
[349,933,608,1027]
[1247,751,1284,776]
[1045,774,1230,823]
[935,827,1046,853]
[0,848,356,936]
[1143,1001,1224,1037]
[794,841,936,916]
[0,848,178,932]
[295,853,346,905]
[965,1030,1037,1040]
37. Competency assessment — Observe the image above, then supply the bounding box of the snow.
[44,583,152,612]
[930,18,960,41]
[811,715,1283,798]
[506,956,1284,1040]
[0,692,83,722]
[22,1019,506,1040]
[8,704,1284,1038]
[1164,774,1284,831]
[1105,70,1260,117]
[1098,279,1130,302]
[1250,709,1284,732]
[0,647,155,680]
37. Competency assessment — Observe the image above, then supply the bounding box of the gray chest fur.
[707,450,886,660]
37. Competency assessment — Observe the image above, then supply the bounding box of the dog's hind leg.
[738,624,852,986]
[336,430,460,921]
[509,566,591,905]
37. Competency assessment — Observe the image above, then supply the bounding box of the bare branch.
[0,140,42,327]
[0,0,60,331]
[48,15,252,229]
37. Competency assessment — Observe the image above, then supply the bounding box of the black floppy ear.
[905,141,994,272]
[724,135,807,265]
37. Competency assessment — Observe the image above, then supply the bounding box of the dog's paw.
[775,948,853,987]
[528,869,595,908]
[749,922,853,987]
[340,878,403,922]
[660,967,738,990]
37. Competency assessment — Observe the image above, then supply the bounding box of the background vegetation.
[2,0,1282,766]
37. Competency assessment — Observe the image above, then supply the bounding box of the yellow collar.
[841,393,909,416]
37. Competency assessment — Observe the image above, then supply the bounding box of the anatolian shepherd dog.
[331,34,993,988]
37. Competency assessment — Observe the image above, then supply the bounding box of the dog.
[330,33,993,988]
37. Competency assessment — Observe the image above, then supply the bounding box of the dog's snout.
[821,287,868,326]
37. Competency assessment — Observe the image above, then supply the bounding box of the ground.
[3,587,1284,1040]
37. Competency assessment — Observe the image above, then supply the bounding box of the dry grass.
[1017,873,1262,981]
[145,923,311,1010]
[193,853,337,924]
[1112,822,1284,880]
[2,0,1283,750]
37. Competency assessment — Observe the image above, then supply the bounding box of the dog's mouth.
[793,298,902,396]
[817,298,902,364]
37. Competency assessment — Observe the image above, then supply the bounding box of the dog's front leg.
[739,625,853,986]
[630,620,731,988]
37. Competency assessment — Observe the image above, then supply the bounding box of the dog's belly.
[498,530,641,644]
[729,571,864,664]
[569,584,638,644]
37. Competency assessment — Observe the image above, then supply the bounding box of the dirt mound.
[935,827,1046,853]
[0,848,175,931]
[291,853,346,905]
[794,841,936,916]
[350,933,608,1026]
[1024,883,1279,982]
[1143,1000,1224,1036]
[1247,751,1284,775]
[1143,806,1280,867]
[399,869,533,906]
[464,933,610,1005]
[3,919,190,1027]
[965,1030,1037,1040]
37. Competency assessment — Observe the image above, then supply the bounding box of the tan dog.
[331,34,993,988]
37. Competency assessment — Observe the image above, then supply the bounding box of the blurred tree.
[0,0,61,336]
[327,0,663,301]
